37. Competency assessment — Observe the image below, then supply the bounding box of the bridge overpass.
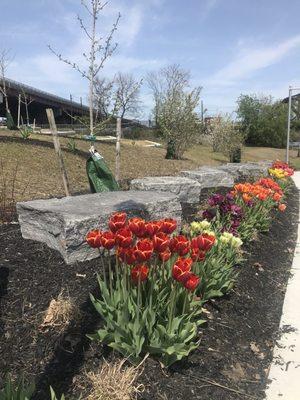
[0,78,90,125]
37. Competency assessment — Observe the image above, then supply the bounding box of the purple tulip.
[208,193,225,206]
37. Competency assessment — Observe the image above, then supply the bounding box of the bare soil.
[0,184,298,400]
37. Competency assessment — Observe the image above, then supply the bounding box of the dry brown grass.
[85,359,144,400]
[1,129,299,203]
[40,291,81,332]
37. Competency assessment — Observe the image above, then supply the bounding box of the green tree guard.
[86,150,119,193]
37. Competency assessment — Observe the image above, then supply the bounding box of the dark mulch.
[0,184,298,400]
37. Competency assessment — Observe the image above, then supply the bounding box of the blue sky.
[1,0,300,118]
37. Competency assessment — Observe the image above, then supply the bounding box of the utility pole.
[70,94,73,126]
[80,96,83,117]
[115,117,121,182]
[201,100,204,123]
[286,86,300,163]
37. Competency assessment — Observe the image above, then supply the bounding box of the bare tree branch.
[49,0,121,135]
[0,49,13,113]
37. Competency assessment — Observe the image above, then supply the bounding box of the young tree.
[94,72,142,122]
[147,64,201,159]
[0,49,12,113]
[94,76,115,121]
[0,49,17,130]
[49,0,121,136]
[115,72,142,119]
[19,88,34,126]
[146,64,189,127]
[208,114,244,162]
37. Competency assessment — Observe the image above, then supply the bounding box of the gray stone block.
[217,162,271,182]
[130,176,201,204]
[180,167,234,188]
[17,191,182,265]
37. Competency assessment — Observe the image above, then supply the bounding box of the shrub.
[19,126,32,140]
[5,111,17,130]
[0,161,28,223]
[66,138,77,153]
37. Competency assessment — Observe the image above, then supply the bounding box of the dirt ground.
[0,184,298,400]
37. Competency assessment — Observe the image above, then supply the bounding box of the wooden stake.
[115,117,121,182]
[46,108,71,197]
[17,94,21,128]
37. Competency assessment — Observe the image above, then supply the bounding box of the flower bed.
[83,161,294,371]
[0,161,298,399]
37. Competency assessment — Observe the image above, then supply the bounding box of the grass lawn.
[1,128,299,202]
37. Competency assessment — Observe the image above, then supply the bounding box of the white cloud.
[116,5,143,47]
[210,34,300,86]
[6,0,157,102]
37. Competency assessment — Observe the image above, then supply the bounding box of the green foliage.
[0,375,34,400]
[237,94,288,148]
[89,259,204,367]
[187,223,242,301]
[50,387,65,400]
[165,139,176,159]
[235,198,274,241]
[0,377,80,400]
[6,112,17,130]
[19,126,32,140]
[67,138,77,153]
[230,147,242,163]
[124,126,147,140]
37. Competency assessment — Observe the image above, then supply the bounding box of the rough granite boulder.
[17,191,182,265]
[217,161,272,182]
[180,167,234,188]
[130,176,201,204]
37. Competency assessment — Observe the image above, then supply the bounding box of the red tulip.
[128,217,146,237]
[131,265,149,284]
[172,257,193,282]
[160,218,177,234]
[145,221,161,237]
[158,249,172,262]
[86,230,102,248]
[100,231,115,250]
[190,247,206,262]
[183,273,200,291]
[115,228,133,248]
[117,246,136,265]
[197,234,215,252]
[133,239,154,262]
[153,232,170,253]
[170,235,190,256]
[108,212,127,233]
